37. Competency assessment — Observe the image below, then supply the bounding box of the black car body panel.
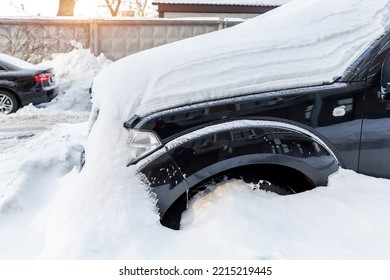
[129,82,365,169]
[358,35,390,178]
[121,29,390,222]
[0,54,59,112]
[139,120,340,216]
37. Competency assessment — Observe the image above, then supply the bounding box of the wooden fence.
[0,17,242,62]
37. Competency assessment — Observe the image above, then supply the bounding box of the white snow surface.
[1,0,390,260]
[93,0,390,120]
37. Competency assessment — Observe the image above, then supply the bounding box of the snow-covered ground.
[1,109,390,259]
[1,0,390,260]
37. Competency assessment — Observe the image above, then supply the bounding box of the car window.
[0,64,7,71]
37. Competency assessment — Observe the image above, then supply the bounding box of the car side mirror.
[381,82,390,101]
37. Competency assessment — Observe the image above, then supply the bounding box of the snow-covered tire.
[240,171,295,195]
[194,170,295,197]
[0,91,18,115]
[160,171,295,230]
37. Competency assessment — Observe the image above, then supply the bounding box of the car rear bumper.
[20,85,59,106]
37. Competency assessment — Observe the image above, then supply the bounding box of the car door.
[358,42,390,178]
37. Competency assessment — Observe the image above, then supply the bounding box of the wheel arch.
[0,87,22,108]
[184,154,332,194]
[159,161,320,230]
[139,119,340,221]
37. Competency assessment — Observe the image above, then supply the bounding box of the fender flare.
[139,119,340,217]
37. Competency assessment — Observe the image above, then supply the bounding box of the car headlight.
[127,129,162,164]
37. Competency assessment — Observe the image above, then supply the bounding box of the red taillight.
[34,73,51,83]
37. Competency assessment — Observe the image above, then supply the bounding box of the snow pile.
[3,148,390,259]
[38,42,112,113]
[179,170,390,259]
[0,123,87,258]
[92,0,390,119]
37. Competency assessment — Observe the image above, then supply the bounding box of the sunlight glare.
[12,0,58,16]
[11,0,103,17]
[75,0,103,17]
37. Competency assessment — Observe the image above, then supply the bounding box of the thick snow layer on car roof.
[92,0,390,120]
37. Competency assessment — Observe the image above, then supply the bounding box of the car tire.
[194,170,295,197]
[0,91,18,114]
[161,170,294,230]
[240,171,296,195]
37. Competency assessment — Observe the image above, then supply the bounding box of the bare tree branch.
[0,24,88,63]
[104,0,122,16]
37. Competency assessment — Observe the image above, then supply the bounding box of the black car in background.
[0,53,58,114]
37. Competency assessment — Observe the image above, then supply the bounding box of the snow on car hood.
[92,0,390,121]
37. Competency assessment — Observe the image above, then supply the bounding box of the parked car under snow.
[85,0,390,229]
[0,53,58,114]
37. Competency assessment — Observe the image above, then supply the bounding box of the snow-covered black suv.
[88,1,390,229]
[125,30,390,228]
